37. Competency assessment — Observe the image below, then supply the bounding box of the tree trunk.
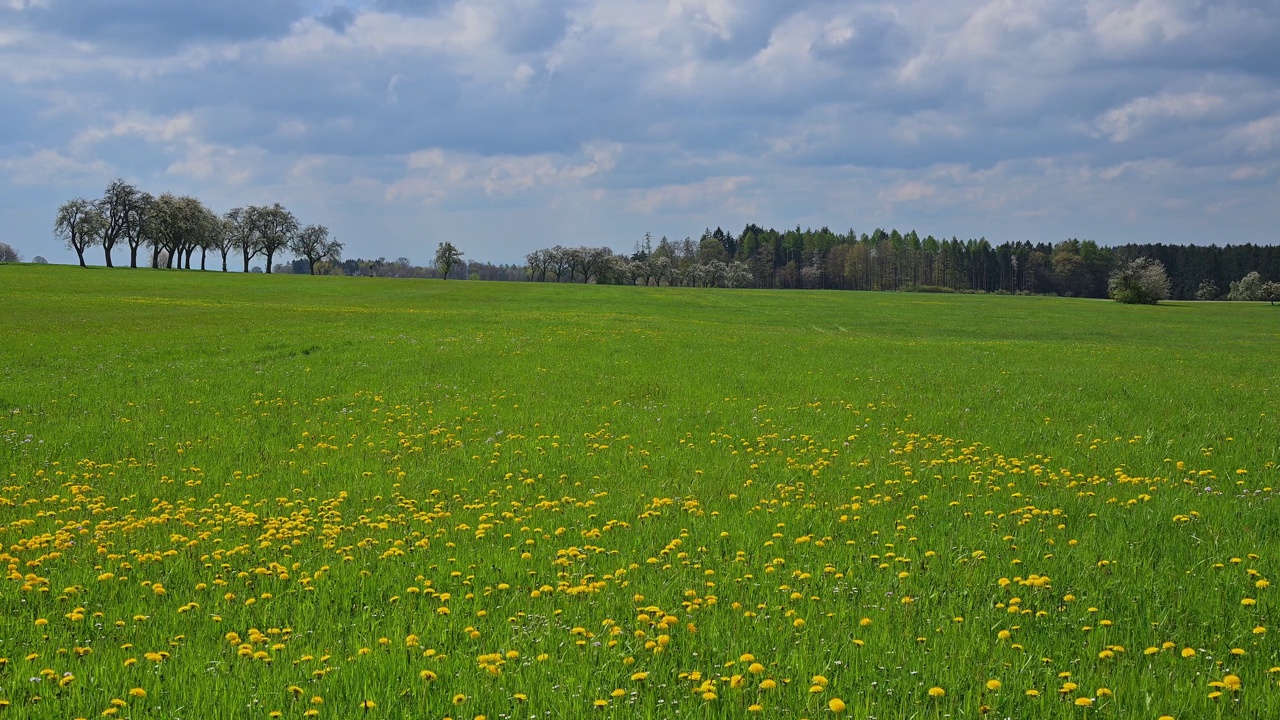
[242,249,250,273]
[130,245,138,268]
[200,248,207,271]
[151,246,160,268]
[265,250,274,273]
[221,250,229,272]
[165,248,174,269]
[309,257,316,275]
[75,247,86,267]
[185,246,196,268]
[103,243,114,268]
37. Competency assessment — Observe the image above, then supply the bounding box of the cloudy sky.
[2,0,1278,265]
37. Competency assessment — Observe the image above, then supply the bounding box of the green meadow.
[1,263,1277,720]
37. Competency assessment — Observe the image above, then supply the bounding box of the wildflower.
[452,693,467,705]
[129,688,146,698]
[593,699,608,708]
[1180,648,1196,658]
[829,697,846,713]
[361,700,376,710]
[1223,675,1242,691]
[1075,697,1093,707]
[986,679,1001,691]
[630,671,648,681]
[928,687,945,698]
[748,704,763,713]
[760,679,777,690]
[748,663,765,674]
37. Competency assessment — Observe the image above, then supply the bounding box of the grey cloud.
[2,0,306,50]
[318,7,356,32]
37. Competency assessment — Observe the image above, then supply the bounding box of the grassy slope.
[2,263,1279,719]
[4,263,1277,469]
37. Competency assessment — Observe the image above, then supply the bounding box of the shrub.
[1228,271,1264,301]
[1195,279,1219,301]
[1108,257,1170,305]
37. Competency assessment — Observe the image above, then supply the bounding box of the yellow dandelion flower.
[829,697,846,713]
[1074,697,1093,707]
[928,687,945,698]
[986,679,1001,691]
[128,688,146,698]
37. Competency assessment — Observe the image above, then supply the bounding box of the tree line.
[524,228,1280,300]
[52,180,341,274]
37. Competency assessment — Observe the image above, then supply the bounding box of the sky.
[2,0,1278,266]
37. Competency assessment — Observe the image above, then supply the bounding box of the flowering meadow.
[2,264,1278,719]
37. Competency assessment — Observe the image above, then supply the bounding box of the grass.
[1,263,1277,719]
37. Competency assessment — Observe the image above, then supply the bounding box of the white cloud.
[1094,92,1224,142]
[2,148,107,185]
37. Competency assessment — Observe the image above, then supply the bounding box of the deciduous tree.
[434,241,464,279]
[289,224,344,274]
[54,198,105,268]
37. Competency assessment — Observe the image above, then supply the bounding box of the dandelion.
[928,687,945,698]
[128,688,146,698]
[1074,697,1093,707]
[361,700,376,710]
[986,679,1001,691]
[828,697,846,713]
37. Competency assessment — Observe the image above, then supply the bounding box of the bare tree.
[54,198,105,267]
[97,178,143,268]
[0,242,19,263]
[525,248,550,281]
[124,191,155,268]
[206,216,236,272]
[289,224,344,274]
[548,246,570,281]
[225,207,259,272]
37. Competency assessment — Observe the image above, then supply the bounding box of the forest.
[526,227,1280,300]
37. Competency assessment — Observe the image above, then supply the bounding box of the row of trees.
[52,180,341,274]
[525,228,1279,299]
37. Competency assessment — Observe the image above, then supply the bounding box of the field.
[1,263,1278,720]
